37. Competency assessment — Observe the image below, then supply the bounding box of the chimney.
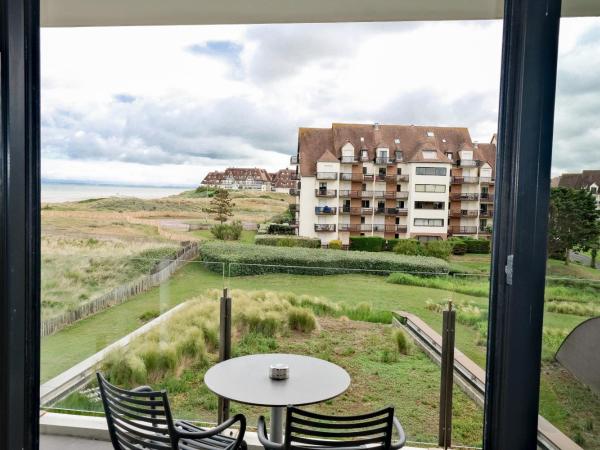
[373,122,380,131]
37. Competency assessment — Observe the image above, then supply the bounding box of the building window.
[360,149,368,160]
[591,186,598,194]
[395,151,403,161]
[378,167,386,176]
[414,218,444,227]
[362,183,367,191]
[446,152,453,160]
[361,200,370,208]
[397,201,405,208]
[397,167,402,175]
[422,150,437,159]
[416,167,447,176]
[415,201,445,209]
[415,184,446,193]
[362,166,367,174]
[360,216,366,224]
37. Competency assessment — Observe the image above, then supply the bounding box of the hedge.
[255,235,321,248]
[393,239,422,256]
[349,236,385,252]
[448,238,467,255]
[267,223,296,235]
[199,241,449,276]
[462,238,491,254]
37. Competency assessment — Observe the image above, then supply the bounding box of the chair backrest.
[97,373,178,450]
[284,406,395,450]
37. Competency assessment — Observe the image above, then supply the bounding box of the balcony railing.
[290,172,300,181]
[314,224,336,232]
[385,208,408,216]
[459,159,479,167]
[374,207,386,215]
[448,209,479,217]
[395,191,409,199]
[289,188,300,196]
[397,174,410,182]
[375,157,394,165]
[450,193,479,201]
[317,172,338,180]
[451,176,479,184]
[339,206,358,215]
[315,189,337,197]
[338,224,371,232]
[340,173,361,182]
[449,226,478,234]
[340,156,358,163]
[480,193,494,202]
[361,207,373,214]
[375,174,387,182]
[339,190,361,198]
[479,177,494,184]
[479,210,494,218]
[387,224,408,233]
[315,206,337,215]
[290,155,299,165]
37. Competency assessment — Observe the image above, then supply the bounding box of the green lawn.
[42,259,600,448]
[190,229,257,243]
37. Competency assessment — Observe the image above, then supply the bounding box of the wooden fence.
[41,242,199,337]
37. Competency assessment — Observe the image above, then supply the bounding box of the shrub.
[349,236,385,252]
[423,240,453,260]
[288,307,317,332]
[255,235,321,248]
[394,329,410,355]
[199,241,449,276]
[267,223,296,235]
[210,221,243,241]
[384,239,401,252]
[463,238,491,254]
[394,239,422,256]
[328,240,343,250]
[139,310,160,323]
[449,238,468,255]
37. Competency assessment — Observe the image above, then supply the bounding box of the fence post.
[438,300,456,449]
[218,287,232,423]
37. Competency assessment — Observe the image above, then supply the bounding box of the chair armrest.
[131,385,154,393]
[257,416,284,450]
[390,417,406,450]
[176,414,246,442]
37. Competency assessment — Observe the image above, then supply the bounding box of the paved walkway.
[569,251,599,269]
[41,435,112,449]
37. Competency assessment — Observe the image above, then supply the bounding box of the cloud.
[187,40,243,68]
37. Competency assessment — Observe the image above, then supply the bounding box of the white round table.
[204,353,351,443]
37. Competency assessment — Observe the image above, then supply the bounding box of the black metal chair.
[257,406,406,450]
[97,373,247,450]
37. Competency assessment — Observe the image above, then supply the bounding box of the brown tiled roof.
[558,170,600,189]
[201,167,272,185]
[474,143,496,173]
[270,168,296,189]
[318,149,339,162]
[298,123,492,176]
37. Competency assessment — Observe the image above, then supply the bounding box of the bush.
[349,236,385,252]
[328,240,343,250]
[210,221,243,241]
[267,223,296,235]
[255,235,321,248]
[139,310,160,323]
[463,238,491,254]
[394,239,422,256]
[394,329,410,355]
[384,239,401,251]
[423,240,453,260]
[449,238,468,255]
[287,307,317,332]
[199,241,449,276]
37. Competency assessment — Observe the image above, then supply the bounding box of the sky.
[41,18,600,187]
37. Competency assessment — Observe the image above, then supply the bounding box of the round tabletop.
[204,353,351,407]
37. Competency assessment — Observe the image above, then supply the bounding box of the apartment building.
[270,168,297,193]
[290,123,496,245]
[557,170,600,209]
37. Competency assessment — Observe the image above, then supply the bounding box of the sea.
[41,182,189,203]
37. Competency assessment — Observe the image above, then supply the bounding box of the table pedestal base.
[270,406,284,443]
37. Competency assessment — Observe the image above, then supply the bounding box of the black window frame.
[0,0,564,448]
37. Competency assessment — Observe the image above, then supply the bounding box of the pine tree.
[208,189,235,224]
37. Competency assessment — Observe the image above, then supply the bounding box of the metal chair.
[97,372,247,450]
[257,406,406,450]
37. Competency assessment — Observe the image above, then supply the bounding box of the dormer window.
[360,149,368,161]
[394,138,400,145]
[446,152,453,160]
[422,150,437,160]
[427,131,435,137]
[395,151,403,161]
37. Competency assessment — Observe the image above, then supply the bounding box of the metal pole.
[218,288,232,423]
[438,301,455,449]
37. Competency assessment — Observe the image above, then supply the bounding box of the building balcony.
[397,174,410,182]
[479,177,494,184]
[289,188,300,196]
[375,174,387,182]
[459,159,479,167]
[339,190,361,198]
[289,204,299,212]
[449,226,478,234]
[451,176,479,184]
[388,224,408,233]
[450,193,479,201]
[338,224,371,232]
[374,207,386,215]
[290,172,300,181]
[314,224,336,232]
[339,206,359,215]
[315,189,337,197]
[290,155,299,165]
[340,156,358,164]
[479,209,494,218]
[340,173,362,182]
[480,193,494,203]
[395,191,409,199]
[375,157,394,165]
[315,206,337,215]
[316,172,338,180]
[385,208,408,216]
[449,209,479,218]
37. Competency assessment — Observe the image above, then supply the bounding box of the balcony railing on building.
[458,159,479,167]
[480,193,494,203]
[315,189,337,197]
[315,206,337,215]
[375,156,394,165]
[338,224,371,232]
[314,224,336,232]
[290,172,300,181]
[479,209,494,218]
[449,209,479,218]
[385,208,408,216]
[317,172,338,180]
[450,193,479,201]
[339,190,361,198]
[449,226,478,234]
[340,173,361,182]
[339,206,360,215]
[479,177,494,184]
[340,155,358,164]
[396,174,410,182]
[451,176,479,184]
[289,188,300,196]
[290,155,299,165]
